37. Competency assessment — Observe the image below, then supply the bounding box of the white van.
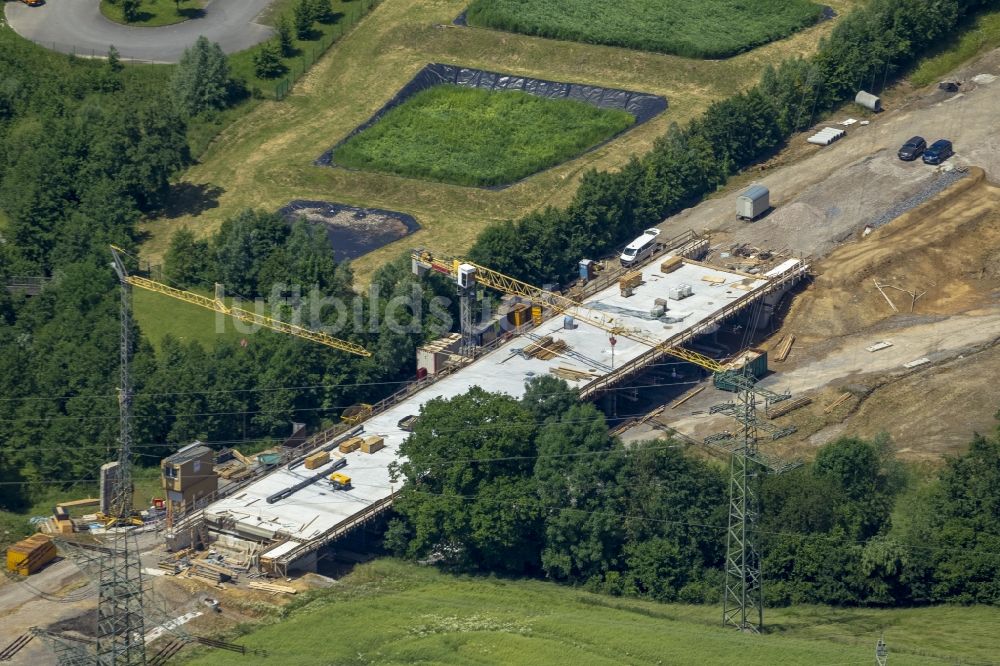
[619,228,662,268]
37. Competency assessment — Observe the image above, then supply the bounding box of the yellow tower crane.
[110,245,371,357]
[410,249,785,401]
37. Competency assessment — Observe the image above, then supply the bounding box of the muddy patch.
[279,200,419,262]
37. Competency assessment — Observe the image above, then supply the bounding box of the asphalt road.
[5,0,275,63]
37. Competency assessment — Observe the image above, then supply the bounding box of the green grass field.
[146,0,858,281]
[100,0,206,27]
[181,559,1000,665]
[465,0,825,59]
[132,287,255,352]
[334,85,635,187]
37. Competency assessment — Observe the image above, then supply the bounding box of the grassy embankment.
[334,85,635,187]
[909,8,1000,87]
[182,558,1000,665]
[465,0,825,59]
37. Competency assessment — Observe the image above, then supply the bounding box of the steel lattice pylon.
[722,388,763,633]
[707,380,801,634]
[100,251,147,665]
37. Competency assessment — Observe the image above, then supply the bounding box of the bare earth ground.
[622,47,1000,463]
[140,0,859,278]
[642,168,1000,462]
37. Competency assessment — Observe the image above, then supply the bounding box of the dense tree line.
[387,380,1000,607]
[469,0,994,285]
[0,33,447,511]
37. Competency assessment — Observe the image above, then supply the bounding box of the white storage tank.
[736,185,769,221]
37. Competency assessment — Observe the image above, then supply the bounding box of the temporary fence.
[273,0,381,100]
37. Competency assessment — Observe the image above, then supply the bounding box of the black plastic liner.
[315,63,668,173]
[279,200,420,263]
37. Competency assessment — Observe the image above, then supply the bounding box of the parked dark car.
[922,139,954,165]
[897,136,926,161]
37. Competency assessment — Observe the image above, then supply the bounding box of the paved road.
[5,0,274,63]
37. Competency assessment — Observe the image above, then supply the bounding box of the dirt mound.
[782,169,1000,341]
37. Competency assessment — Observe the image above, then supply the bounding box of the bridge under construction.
[171,238,809,576]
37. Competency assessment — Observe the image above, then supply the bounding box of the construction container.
[736,185,770,221]
[304,451,330,470]
[660,256,683,273]
[339,437,363,454]
[507,303,530,328]
[6,534,56,576]
[361,436,385,454]
[714,349,769,391]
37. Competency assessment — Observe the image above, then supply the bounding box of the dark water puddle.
[279,200,420,263]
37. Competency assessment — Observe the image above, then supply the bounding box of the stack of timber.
[767,396,812,419]
[660,256,683,273]
[619,271,642,296]
[303,451,330,470]
[522,336,568,360]
[339,437,363,454]
[774,334,795,362]
[190,559,237,584]
[549,366,600,382]
[157,559,183,575]
[216,459,253,481]
[361,436,384,454]
[248,581,297,595]
[6,534,56,576]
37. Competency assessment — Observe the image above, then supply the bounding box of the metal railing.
[580,260,810,398]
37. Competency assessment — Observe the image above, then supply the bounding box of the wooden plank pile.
[619,271,642,296]
[248,581,297,595]
[660,256,683,273]
[339,437,363,454]
[549,366,599,382]
[523,335,567,360]
[767,396,812,419]
[824,392,853,413]
[189,559,237,584]
[774,334,795,362]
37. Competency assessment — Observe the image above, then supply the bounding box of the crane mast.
[109,246,371,358]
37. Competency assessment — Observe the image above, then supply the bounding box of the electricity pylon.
[96,249,147,665]
[704,382,799,634]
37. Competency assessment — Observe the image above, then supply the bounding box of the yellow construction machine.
[329,472,352,490]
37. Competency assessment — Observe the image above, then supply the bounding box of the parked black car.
[922,139,954,165]
[897,136,926,161]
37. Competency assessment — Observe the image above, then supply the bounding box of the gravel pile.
[867,169,967,230]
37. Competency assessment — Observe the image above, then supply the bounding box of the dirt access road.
[0,559,96,664]
[656,48,1000,257]
[627,48,1000,461]
[5,0,274,62]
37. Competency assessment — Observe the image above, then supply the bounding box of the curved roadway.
[5,0,275,63]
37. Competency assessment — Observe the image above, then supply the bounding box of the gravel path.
[5,0,274,63]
